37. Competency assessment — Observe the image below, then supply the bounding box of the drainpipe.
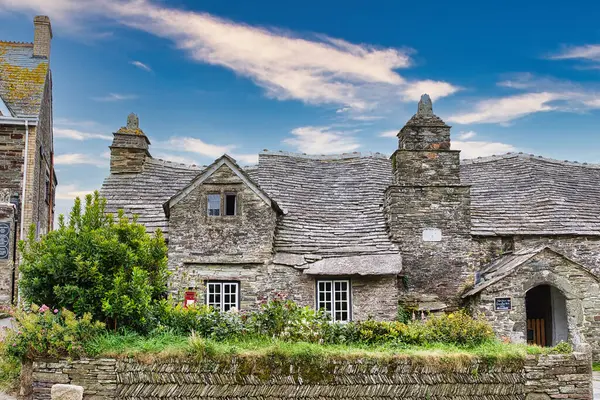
[20,120,29,240]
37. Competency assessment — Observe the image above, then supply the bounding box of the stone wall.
[385,185,474,309]
[471,248,600,361]
[29,352,593,400]
[0,124,26,199]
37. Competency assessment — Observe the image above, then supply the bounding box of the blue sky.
[1,0,600,219]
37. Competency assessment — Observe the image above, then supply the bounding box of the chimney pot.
[33,15,52,59]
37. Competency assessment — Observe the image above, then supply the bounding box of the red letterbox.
[184,291,197,308]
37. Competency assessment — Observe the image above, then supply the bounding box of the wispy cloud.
[451,131,516,159]
[549,44,600,68]
[55,153,108,167]
[54,127,112,141]
[456,130,476,140]
[154,136,257,165]
[55,184,95,200]
[92,93,138,102]
[453,140,517,159]
[448,92,561,124]
[153,152,199,166]
[378,130,398,138]
[0,0,459,115]
[130,60,152,72]
[283,126,360,154]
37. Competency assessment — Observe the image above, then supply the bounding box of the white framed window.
[316,279,351,322]
[206,281,239,311]
[207,194,221,216]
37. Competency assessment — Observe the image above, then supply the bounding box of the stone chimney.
[33,16,52,59]
[392,94,460,186]
[109,113,151,174]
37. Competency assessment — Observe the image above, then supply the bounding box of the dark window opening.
[225,194,237,216]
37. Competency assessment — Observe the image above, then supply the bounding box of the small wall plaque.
[422,228,442,242]
[495,297,512,311]
[0,222,9,260]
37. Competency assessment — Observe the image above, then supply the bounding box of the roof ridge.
[461,152,600,169]
[147,157,204,170]
[0,41,33,47]
[260,150,390,160]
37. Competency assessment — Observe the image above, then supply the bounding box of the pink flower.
[39,304,50,313]
[53,309,58,314]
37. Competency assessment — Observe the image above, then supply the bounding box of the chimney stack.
[33,16,52,59]
[110,113,151,174]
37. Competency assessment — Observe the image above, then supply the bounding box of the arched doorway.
[525,285,568,347]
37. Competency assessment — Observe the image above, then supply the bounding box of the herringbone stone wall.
[29,352,592,400]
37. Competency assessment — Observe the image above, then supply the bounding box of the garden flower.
[53,309,58,314]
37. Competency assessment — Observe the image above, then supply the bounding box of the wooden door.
[527,318,546,347]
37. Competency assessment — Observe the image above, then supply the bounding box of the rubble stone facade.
[101,94,600,356]
[0,16,56,304]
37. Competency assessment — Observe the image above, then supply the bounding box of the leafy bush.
[4,305,105,360]
[153,300,246,340]
[421,311,494,346]
[18,192,169,332]
[246,296,331,342]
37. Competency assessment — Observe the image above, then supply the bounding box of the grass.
[84,330,563,370]
[593,362,600,372]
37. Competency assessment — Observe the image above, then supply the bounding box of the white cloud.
[161,137,233,158]
[54,184,94,200]
[453,140,517,159]
[92,93,137,102]
[153,152,199,165]
[0,0,459,113]
[230,153,259,165]
[54,127,112,141]
[401,80,461,102]
[283,126,360,154]
[456,130,476,140]
[55,153,107,167]
[130,60,152,72]
[153,137,257,164]
[447,92,560,124]
[549,44,600,63]
[378,130,398,138]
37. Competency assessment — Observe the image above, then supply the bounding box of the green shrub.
[421,311,494,346]
[4,305,105,360]
[18,192,169,332]
[246,296,331,342]
[153,299,246,340]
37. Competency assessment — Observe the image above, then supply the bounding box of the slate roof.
[462,153,600,236]
[255,151,400,257]
[101,150,600,253]
[0,42,49,117]
[100,158,203,235]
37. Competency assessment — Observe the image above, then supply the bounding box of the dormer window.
[207,193,238,217]
[207,194,221,216]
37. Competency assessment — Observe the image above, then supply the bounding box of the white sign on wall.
[422,228,442,242]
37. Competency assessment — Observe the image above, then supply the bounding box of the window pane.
[207,194,221,216]
[225,194,237,216]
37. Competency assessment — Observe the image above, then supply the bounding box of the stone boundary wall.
[29,352,592,400]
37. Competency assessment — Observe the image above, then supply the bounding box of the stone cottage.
[0,16,57,304]
[100,96,600,359]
